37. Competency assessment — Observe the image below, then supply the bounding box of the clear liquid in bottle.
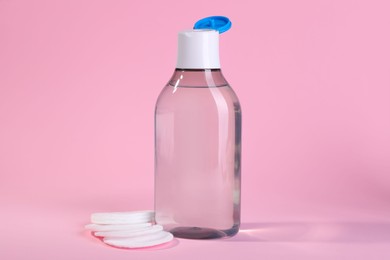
[154,68,241,239]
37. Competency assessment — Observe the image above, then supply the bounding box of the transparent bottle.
[154,29,241,239]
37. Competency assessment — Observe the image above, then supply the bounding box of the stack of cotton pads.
[85,210,173,248]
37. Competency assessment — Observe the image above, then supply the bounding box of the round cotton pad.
[91,210,154,224]
[95,225,163,238]
[103,231,174,248]
[85,223,152,232]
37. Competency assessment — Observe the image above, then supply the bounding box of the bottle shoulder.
[156,84,240,110]
[155,69,240,111]
[167,69,229,88]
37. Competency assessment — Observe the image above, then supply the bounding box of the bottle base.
[169,224,239,239]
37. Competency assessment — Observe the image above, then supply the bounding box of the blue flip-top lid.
[193,16,232,34]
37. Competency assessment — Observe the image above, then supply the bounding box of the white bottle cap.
[176,29,220,69]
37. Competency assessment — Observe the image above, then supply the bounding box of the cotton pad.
[85,222,152,232]
[103,231,174,248]
[95,225,163,238]
[91,210,154,224]
[87,210,174,249]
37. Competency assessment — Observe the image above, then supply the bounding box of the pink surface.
[0,0,389,259]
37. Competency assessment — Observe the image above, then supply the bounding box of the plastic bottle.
[154,17,241,239]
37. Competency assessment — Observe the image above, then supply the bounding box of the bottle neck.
[168,69,228,88]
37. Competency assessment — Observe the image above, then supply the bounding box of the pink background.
[1,0,389,259]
